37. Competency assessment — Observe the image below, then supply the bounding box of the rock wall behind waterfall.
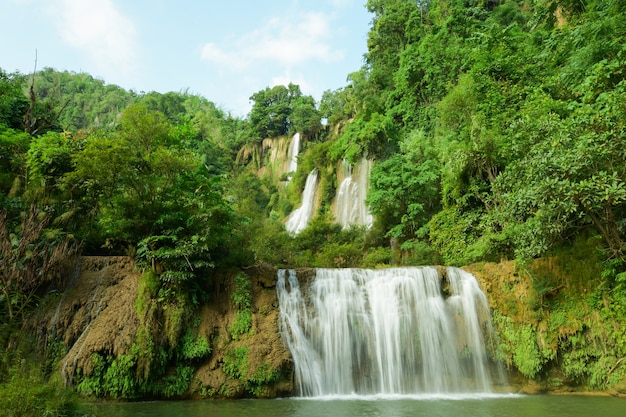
[466,259,626,396]
[236,134,302,184]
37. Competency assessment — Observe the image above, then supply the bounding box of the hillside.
[1,0,626,409]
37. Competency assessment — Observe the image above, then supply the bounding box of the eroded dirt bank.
[31,257,292,399]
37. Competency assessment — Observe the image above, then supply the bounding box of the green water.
[86,395,626,417]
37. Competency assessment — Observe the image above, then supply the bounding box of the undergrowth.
[0,353,86,417]
[228,273,253,339]
[491,235,626,390]
[222,346,282,397]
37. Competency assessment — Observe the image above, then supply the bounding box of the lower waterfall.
[277,267,501,397]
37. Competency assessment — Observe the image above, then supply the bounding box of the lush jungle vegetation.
[2,0,626,412]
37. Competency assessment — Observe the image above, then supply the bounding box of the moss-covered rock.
[466,252,626,396]
[30,257,292,400]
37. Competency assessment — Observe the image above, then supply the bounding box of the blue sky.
[0,0,372,116]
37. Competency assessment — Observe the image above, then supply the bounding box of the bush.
[222,346,249,379]
[0,358,83,417]
[361,246,393,268]
[231,273,252,310]
[229,273,253,340]
[229,309,253,340]
[179,331,211,361]
[314,242,363,268]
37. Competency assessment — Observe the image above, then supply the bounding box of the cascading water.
[286,132,300,182]
[285,168,318,235]
[277,267,501,397]
[334,159,373,229]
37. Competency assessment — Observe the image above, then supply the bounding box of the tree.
[368,130,441,245]
[26,132,77,200]
[248,85,293,140]
[319,86,358,126]
[290,95,321,136]
[491,87,626,264]
[0,126,30,195]
[23,66,68,136]
[139,91,187,123]
[64,104,237,286]
[366,0,419,99]
[0,68,29,130]
[247,83,319,141]
[135,173,237,285]
[66,105,193,242]
[31,67,135,131]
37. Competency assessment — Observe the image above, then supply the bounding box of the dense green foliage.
[248,83,320,142]
[338,0,626,279]
[483,239,626,390]
[0,358,83,417]
[229,273,253,339]
[6,0,623,277]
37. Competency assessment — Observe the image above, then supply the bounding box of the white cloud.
[51,0,138,78]
[200,11,343,71]
[200,42,247,70]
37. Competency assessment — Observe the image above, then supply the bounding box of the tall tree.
[0,68,29,130]
[64,104,237,285]
[247,83,319,141]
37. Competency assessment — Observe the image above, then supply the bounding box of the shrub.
[1,357,83,417]
[229,310,253,340]
[179,331,211,361]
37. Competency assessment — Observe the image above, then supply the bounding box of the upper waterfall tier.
[277,267,501,397]
[285,168,319,235]
[334,158,374,229]
[286,132,301,182]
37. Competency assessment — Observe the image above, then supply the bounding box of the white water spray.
[285,168,318,235]
[277,267,499,397]
[334,159,373,229]
[286,133,300,182]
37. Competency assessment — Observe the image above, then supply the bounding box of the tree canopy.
[2,0,626,305]
[247,83,320,141]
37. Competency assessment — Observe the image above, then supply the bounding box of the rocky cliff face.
[191,264,293,398]
[35,257,141,385]
[31,257,293,399]
[467,259,626,396]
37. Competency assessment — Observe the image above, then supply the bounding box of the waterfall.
[285,168,319,235]
[277,267,499,397]
[286,133,300,182]
[334,159,373,229]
